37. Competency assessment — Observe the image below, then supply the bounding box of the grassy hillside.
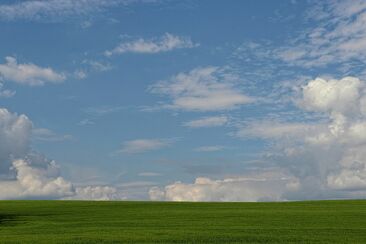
[0,200,365,243]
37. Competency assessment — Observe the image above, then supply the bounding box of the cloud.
[149,172,297,202]
[138,172,161,177]
[150,67,253,111]
[183,116,228,128]
[105,33,198,56]
[151,76,366,201]
[245,77,366,195]
[72,60,112,80]
[73,70,87,80]
[78,118,95,126]
[0,83,15,98]
[0,0,130,21]
[194,146,224,152]
[276,0,366,68]
[32,128,73,142]
[82,59,112,72]
[66,186,120,200]
[0,108,32,174]
[237,121,325,141]
[0,107,122,200]
[0,56,65,86]
[83,105,126,116]
[119,138,173,154]
[5,159,74,199]
[300,77,366,116]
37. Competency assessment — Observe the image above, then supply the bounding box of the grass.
[0,200,365,243]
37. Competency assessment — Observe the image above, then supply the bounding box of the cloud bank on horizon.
[1,0,366,201]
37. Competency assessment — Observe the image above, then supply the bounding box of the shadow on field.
[0,214,17,226]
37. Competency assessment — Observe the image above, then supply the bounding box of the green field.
[0,200,365,243]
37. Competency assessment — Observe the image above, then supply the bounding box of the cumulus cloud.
[150,67,253,111]
[149,172,298,202]
[66,186,121,200]
[0,56,65,86]
[183,116,228,128]
[119,138,173,154]
[105,33,198,56]
[247,77,366,196]
[300,77,366,116]
[152,76,366,201]
[0,108,32,174]
[0,107,121,200]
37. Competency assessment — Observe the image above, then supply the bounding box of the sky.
[1,0,366,201]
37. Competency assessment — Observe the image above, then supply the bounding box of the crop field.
[0,200,365,243]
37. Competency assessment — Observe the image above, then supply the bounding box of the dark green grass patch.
[0,200,365,243]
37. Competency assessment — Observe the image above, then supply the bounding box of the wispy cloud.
[183,116,228,128]
[32,128,73,142]
[82,60,112,72]
[138,172,162,177]
[78,119,95,126]
[0,56,65,86]
[83,105,126,116]
[276,0,366,69]
[150,67,253,111]
[0,83,15,98]
[0,0,135,21]
[118,138,174,154]
[74,60,113,79]
[105,33,198,56]
[194,146,225,152]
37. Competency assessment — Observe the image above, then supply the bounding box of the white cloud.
[83,105,125,116]
[66,186,120,200]
[0,158,122,200]
[300,76,365,116]
[152,76,366,201]
[277,0,366,68]
[119,138,173,154]
[105,33,198,56]
[150,172,297,202]
[78,118,95,126]
[0,107,122,200]
[32,128,73,142]
[0,108,32,173]
[0,0,127,21]
[74,70,87,80]
[0,56,65,86]
[247,77,366,194]
[0,83,15,98]
[82,60,112,72]
[150,67,253,111]
[8,159,74,199]
[194,146,224,152]
[183,116,228,128]
[237,121,325,141]
[138,172,161,177]
[73,60,112,80]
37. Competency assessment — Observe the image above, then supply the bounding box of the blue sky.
[1,0,366,201]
